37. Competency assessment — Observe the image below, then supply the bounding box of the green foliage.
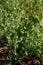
[0,0,43,61]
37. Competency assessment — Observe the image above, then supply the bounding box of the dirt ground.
[0,43,42,65]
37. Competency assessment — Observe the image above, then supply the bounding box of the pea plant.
[0,0,43,62]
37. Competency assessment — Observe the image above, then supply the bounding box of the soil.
[0,42,42,65]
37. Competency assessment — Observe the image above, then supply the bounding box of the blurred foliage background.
[0,0,43,62]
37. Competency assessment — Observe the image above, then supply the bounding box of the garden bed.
[0,0,43,65]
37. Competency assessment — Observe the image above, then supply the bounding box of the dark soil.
[0,42,42,65]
